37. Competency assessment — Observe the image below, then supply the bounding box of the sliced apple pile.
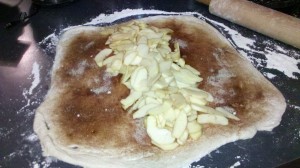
[95,21,239,150]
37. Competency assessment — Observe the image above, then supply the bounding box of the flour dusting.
[29,62,41,94]
[229,161,241,168]
[69,60,89,76]
[90,72,112,95]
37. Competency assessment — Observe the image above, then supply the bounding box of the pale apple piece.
[197,114,229,125]
[172,112,188,138]
[173,69,202,85]
[102,55,120,67]
[180,87,213,102]
[128,97,145,114]
[113,44,136,52]
[111,59,123,72]
[156,114,166,128]
[173,42,180,59]
[163,76,174,85]
[133,103,160,119]
[162,34,172,41]
[159,27,173,34]
[176,58,185,67]
[145,97,161,104]
[177,130,189,145]
[119,26,135,33]
[105,67,118,76]
[165,120,174,127]
[109,33,133,42]
[124,51,137,65]
[157,47,171,57]
[137,35,147,44]
[121,66,135,83]
[137,99,146,109]
[159,60,172,73]
[189,96,208,106]
[146,116,175,145]
[169,81,177,87]
[168,86,178,94]
[176,80,194,89]
[152,78,169,90]
[130,56,143,65]
[191,104,208,113]
[139,28,156,36]
[187,114,197,122]
[184,64,200,75]
[137,44,149,57]
[194,105,239,121]
[130,67,149,92]
[151,141,179,151]
[143,90,156,98]
[148,38,161,49]
[187,120,202,134]
[148,101,172,116]
[94,48,113,67]
[120,91,142,110]
[163,108,177,123]
[171,63,181,71]
[189,131,202,140]
[182,105,192,115]
[149,51,164,62]
[215,107,240,121]
[136,21,147,29]
[170,93,186,109]
[140,57,159,80]
[161,70,173,78]
[148,74,161,88]
[154,89,170,99]
[110,39,133,47]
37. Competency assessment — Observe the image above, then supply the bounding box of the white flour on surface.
[229,161,241,168]
[6,8,299,168]
[18,61,41,114]
[29,62,41,94]
[203,17,300,79]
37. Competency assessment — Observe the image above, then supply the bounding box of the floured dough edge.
[33,15,286,168]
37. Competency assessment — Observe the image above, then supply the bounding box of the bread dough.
[34,16,286,168]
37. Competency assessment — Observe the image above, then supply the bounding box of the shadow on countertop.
[0,2,30,67]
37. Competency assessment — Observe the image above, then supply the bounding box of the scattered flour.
[229,161,241,168]
[69,60,89,76]
[90,72,112,95]
[29,62,41,95]
[207,68,235,104]
[264,50,299,79]
[289,104,300,111]
[203,16,300,79]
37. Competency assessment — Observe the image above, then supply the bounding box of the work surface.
[0,0,300,167]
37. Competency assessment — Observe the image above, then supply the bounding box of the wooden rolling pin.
[197,0,300,49]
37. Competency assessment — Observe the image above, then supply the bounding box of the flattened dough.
[34,16,286,168]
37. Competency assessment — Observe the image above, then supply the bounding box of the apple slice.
[130,67,149,92]
[94,48,112,67]
[133,103,160,119]
[146,116,175,145]
[172,112,188,138]
[197,114,229,125]
[120,91,142,110]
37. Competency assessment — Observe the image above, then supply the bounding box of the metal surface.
[0,0,300,167]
